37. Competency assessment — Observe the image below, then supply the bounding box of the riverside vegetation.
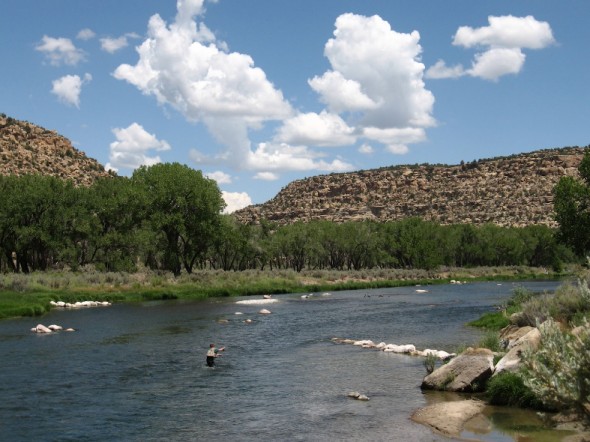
[0,265,564,320]
[467,278,590,423]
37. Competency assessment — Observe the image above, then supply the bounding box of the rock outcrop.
[0,114,112,186]
[234,146,587,227]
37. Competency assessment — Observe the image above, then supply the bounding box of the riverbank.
[0,265,570,320]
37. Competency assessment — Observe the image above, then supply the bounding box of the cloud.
[77,28,96,41]
[468,47,526,81]
[206,170,232,184]
[276,111,355,147]
[276,13,435,155]
[51,73,92,107]
[254,172,279,181]
[36,35,86,66]
[427,15,555,81]
[425,60,465,79]
[246,142,354,172]
[453,15,555,50]
[100,33,140,54]
[358,143,374,154]
[309,71,380,113]
[115,4,434,177]
[362,126,426,154]
[107,123,171,172]
[221,191,252,214]
[113,0,291,128]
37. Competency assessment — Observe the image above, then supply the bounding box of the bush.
[521,317,590,418]
[423,353,437,374]
[486,372,544,409]
[478,330,503,352]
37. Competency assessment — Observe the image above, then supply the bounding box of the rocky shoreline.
[335,317,590,440]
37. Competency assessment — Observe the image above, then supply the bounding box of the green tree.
[132,163,225,275]
[554,150,590,256]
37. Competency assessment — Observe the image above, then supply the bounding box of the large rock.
[411,399,486,437]
[421,348,494,392]
[494,327,541,374]
[499,324,534,349]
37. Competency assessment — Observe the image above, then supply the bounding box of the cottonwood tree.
[132,163,225,275]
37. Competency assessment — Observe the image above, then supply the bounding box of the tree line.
[0,162,577,275]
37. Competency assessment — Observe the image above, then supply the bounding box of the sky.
[2,1,589,213]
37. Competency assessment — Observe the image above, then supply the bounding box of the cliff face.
[0,114,111,186]
[234,146,587,228]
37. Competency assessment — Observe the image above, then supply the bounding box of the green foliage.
[521,317,590,418]
[554,150,590,256]
[519,279,590,326]
[423,352,437,374]
[468,311,510,330]
[486,372,544,409]
[478,330,503,351]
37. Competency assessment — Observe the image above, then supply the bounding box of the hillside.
[234,146,588,228]
[0,114,111,186]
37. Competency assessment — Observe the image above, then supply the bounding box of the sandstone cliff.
[0,114,111,186]
[234,146,587,228]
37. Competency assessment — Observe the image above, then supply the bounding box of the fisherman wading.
[206,343,225,367]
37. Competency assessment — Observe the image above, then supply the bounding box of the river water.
[0,280,574,441]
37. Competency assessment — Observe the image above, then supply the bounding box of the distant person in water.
[206,343,225,367]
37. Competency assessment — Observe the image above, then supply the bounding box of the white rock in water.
[236,299,278,305]
[383,344,416,353]
[347,391,369,401]
[34,324,52,333]
[48,324,62,331]
[259,309,272,314]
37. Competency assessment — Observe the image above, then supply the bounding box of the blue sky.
[2,1,589,212]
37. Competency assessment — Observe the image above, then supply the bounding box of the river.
[0,280,574,441]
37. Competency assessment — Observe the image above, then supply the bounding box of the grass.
[0,265,570,320]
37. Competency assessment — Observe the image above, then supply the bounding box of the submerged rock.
[411,399,485,437]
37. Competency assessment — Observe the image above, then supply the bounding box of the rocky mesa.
[234,146,587,228]
[0,114,111,186]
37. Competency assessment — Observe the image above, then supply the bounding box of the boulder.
[499,325,534,349]
[421,348,494,392]
[494,328,541,375]
[258,309,271,314]
[33,324,52,333]
[411,399,486,437]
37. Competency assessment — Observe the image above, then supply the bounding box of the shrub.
[486,372,544,409]
[478,330,503,352]
[423,353,437,374]
[521,317,590,419]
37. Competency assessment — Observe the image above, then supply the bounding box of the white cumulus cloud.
[51,73,92,108]
[222,191,252,214]
[36,35,86,66]
[276,13,435,156]
[427,15,555,81]
[276,111,355,147]
[106,123,171,173]
[100,33,140,54]
[254,172,279,181]
[114,0,292,163]
[206,170,232,184]
[77,28,96,41]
